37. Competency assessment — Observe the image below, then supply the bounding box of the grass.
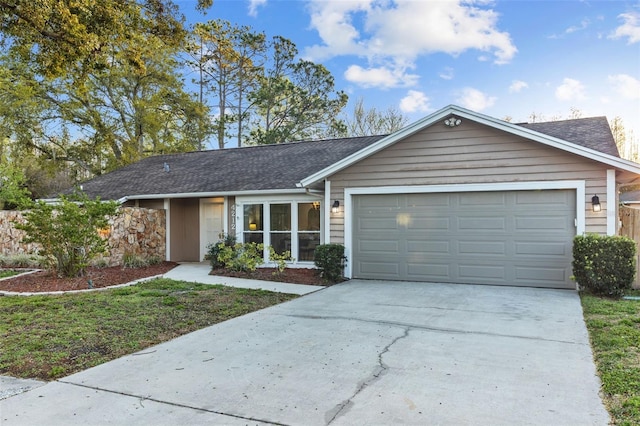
[0,270,22,279]
[581,289,640,426]
[0,278,297,381]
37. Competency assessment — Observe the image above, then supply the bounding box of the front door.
[201,202,224,261]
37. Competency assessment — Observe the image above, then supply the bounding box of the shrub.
[206,233,237,268]
[217,242,264,272]
[314,244,347,283]
[572,234,636,298]
[14,191,118,277]
[0,254,46,268]
[269,246,294,275]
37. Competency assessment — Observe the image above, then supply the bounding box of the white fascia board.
[121,188,309,202]
[299,104,640,187]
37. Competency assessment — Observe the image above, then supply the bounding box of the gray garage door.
[352,190,576,289]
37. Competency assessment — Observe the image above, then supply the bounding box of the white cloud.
[399,90,431,113]
[555,78,587,101]
[304,0,517,86]
[509,80,529,93]
[439,67,454,80]
[248,0,267,17]
[566,18,590,34]
[456,87,496,111]
[610,12,640,44]
[344,64,419,89]
[609,74,640,99]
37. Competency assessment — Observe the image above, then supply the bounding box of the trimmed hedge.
[572,234,636,298]
[314,244,347,283]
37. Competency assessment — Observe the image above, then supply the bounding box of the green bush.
[206,233,236,268]
[217,242,264,272]
[572,234,636,298]
[314,244,347,283]
[269,246,294,275]
[15,192,118,277]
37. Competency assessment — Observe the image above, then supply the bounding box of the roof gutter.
[117,188,311,204]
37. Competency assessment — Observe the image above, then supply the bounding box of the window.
[243,204,263,245]
[270,204,291,255]
[298,202,320,261]
[241,201,321,262]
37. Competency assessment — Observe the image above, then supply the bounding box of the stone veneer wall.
[0,207,166,265]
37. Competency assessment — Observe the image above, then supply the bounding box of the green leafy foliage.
[0,163,32,209]
[15,192,118,277]
[314,244,347,283]
[206,233,237,268]
[216,242,264,272]
[268,246,294,275]
[572,234,636,298]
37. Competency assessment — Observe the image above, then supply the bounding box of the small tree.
[16,192,118,277]
[0,163,32,209]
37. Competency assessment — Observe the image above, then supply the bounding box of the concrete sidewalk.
[163,262,325,295]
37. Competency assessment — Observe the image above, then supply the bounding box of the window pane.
[271,233,292,256]
[244,232,264,245]
[244,204,263,231]
[299,202,320,231]
[298,232,320,261]
[270,204,291,231]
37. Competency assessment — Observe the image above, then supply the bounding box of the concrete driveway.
[1,280,608,425]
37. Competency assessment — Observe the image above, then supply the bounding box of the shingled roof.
[518,116,619,157]
[71,115,619,201]
[74,135,385,200]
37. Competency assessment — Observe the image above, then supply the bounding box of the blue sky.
[177,0,640,147]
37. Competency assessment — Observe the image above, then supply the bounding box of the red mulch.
[210,267,331,286]
[0,263,335,293]
[0,262,178,293]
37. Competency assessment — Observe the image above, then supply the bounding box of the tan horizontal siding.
[328,122,613,244]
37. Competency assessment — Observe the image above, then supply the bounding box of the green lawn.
[0,270,22,279]
[0,278,297,380]
[581,290,640,426]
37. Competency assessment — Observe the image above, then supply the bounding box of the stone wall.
[0,207,166,265]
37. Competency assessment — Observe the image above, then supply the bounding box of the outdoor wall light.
[444,117,462,127]
[332,200,340,214]
[592,195,601,212]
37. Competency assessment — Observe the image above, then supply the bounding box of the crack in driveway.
[282,313,584,345]
[324,326,411,425]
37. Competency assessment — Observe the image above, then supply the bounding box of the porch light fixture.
[332,200,340,214]
[592,195,601,212]
[444,117,461,127]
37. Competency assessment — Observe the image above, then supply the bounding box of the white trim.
[120,188,309,204]
[164,198,171,261]
[324,179,331,244]
[607,169,616,235]
[299,104,640,187]
[343,181,586,279]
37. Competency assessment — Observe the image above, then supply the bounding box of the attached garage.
[351,189,576,289]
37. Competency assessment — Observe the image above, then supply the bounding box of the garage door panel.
[352,190,576,289]
[407,263,450,279]
[515,241,570,256]
[458,216,507,231]
[459,264,506,280]
[358,261,400,277]
[515,215,572,231]
[357,239,399,254]
[407,240,451,254]
[459,241,505,255]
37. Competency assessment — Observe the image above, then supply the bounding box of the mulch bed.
[0,262,178,293]
[0,263,336,294]
[210,267,332,286]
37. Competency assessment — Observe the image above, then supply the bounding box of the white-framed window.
[237,197,322,263]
